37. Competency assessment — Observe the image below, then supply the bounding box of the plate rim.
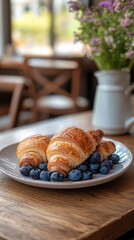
[0,138,133,189]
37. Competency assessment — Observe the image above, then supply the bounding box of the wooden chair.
[22,56,90,121]
[0,76,26,131]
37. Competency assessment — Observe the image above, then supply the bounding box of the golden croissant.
[16,134,50,167]
[46,127,104,176]
[96,140,116,162]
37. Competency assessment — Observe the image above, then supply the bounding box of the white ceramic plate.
[0,138,133,189]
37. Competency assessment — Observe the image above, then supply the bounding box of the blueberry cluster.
[20,162,65,182]
[20,152,120,182]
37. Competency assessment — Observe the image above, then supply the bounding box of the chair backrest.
[24,56,82,100]
[0,76,25,130]
[22,56,90,121]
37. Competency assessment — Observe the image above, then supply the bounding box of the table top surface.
[0,111,134,240]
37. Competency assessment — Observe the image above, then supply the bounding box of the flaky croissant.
[46,127,104,176]
[96,140,116,162]
[16,135,50,167]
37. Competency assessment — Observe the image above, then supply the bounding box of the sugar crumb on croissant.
[47,127,104,176]
[16,134,50,167]
[96,140,116,162]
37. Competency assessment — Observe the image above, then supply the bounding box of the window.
[10,0,84,56]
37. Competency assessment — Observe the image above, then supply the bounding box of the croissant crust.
[16,128,116,177]
[96,140,116,162]
[16,134,50,167]
[47,127,104,176]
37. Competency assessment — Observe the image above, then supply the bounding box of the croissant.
[16,135,50,167]
[46,127,104,176]
[96,140,116,162]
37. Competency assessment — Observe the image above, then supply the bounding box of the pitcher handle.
[125,83,134,132]
[125,117,134,131]
[125,83,134,95]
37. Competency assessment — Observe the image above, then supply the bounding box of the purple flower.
[125,50,134,59]
[68,1,81,12]
[99,1,113,11]
[84,9,101,25]
[112,0,121,12]
[113,0,134,12]
[120,13,132,28]
[108,27,116,32]
[131,0,134,8]
[68,0,134,70]
[90,37,101,46]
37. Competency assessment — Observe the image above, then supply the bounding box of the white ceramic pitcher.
[92,70,134,135]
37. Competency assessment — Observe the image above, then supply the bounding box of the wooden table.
[0,111,134,240]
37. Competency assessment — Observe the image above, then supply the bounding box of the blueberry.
[102,159,114,169]
[38,162,47,171]
[40,170,51,181]
[87,151,101,164]
[82,171,93,180]
[50,172,64,182]
[109,154,120,164]
[30,168,41,179]
[20,165,33,176]
[89,163,101,174]
[68,169,82,181]
[76,164,88,172]
[100,164,110,174]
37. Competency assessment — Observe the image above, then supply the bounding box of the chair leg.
[31,103,38,122]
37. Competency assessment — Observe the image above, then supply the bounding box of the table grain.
[0,111,134,240]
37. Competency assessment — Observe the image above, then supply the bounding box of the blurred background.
[10,0,83,56]
[0,0,133,131]
[1,0,86,56]
[0,0,98,106]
